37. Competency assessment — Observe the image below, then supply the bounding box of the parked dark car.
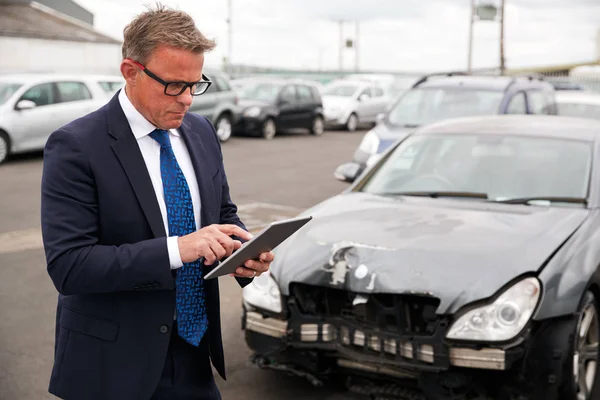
[348,73,558,174]
[188,67,240,142]
[241,115,600,400]
[233,78,324,140]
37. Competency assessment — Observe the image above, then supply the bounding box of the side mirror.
[334,162,362,183]
[359,93,370,102]
[376,113,385,125]
[15,100,36,110]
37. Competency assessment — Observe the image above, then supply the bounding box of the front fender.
[535,211,600,320]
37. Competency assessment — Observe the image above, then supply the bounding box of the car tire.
[262,118,276,140]
[0,131,10,165]
[346,113,358,132]
[559,290,600,400]
[310,115,324,136]
[214,113,233,142]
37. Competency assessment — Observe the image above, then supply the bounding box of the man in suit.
[40,5,273,400]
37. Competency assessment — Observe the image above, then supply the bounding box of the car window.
[373,87,384,97]
[297,85,314,102]
[387,88,504,127]
[0,83,22,105]
[360,133,592,203]
[506,92,527,114]
[56,82,92,103]
[558,102,600,121]
[323,83,359,97]
[527,90,551,115]
[359,88,371,98]
[20,83,56,107]
[280,85,297,103]
[98,81,123,94]
[214,75,231,92]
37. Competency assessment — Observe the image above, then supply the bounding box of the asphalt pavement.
[0,128,370,400]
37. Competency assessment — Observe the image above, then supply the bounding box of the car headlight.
[244,106,262,117]
[446,277,541,342]
[242,271,282,313]
[358,130,380,155]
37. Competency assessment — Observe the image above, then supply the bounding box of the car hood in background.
[237,99,273,109]
[271,192,588,314]
[322,96,353,110]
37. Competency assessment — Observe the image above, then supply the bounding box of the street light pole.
[499,0,506,75]
[338,19,344,71]
[355,20,360,72]
[227,0,233,75]
[467,0,475,73]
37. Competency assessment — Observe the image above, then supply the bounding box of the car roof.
[414,74,546,91]
[0,73,122,85]
[414,115,600,142]
[555,90,600,106]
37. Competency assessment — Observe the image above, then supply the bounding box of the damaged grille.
[289,283,441,336]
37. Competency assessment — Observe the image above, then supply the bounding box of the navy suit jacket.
[41,91,252,400]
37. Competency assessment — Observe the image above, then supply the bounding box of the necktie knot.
[149,129,172,149]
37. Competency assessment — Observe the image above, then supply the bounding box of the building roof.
[0,2,121,44]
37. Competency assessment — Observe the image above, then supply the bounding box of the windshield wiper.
[383,191,489,199]
[401,124,420,128]
[493,196,587,205]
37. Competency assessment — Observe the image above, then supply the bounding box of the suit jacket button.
[160,325,169,334]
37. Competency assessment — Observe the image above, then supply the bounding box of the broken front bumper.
[242,306,521,375]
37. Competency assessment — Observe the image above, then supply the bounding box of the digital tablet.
[203,215,312,280]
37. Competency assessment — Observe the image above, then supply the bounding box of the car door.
[189,76,219,121]
[369,86,389,121]
[10,82,63,151]
[354,87,373,121]
[295,84,317,127]
[276,85,300,129]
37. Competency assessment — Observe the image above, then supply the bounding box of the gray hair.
[122,3,216,64]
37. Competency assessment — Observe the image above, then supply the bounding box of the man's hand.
[230,251,274,278]
[177,224,253,264]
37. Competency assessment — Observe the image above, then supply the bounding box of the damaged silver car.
[241,115,600,400]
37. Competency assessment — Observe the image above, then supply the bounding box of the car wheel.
[262,118,276,140]
[214,113,233,142]
[0,131,10,165]
[561,290,600,400]
[346,113,358,132]
[310,115,324,136]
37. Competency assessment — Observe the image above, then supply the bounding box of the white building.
[0,0,122,75]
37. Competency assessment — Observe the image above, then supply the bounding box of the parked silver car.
[322,79,390,131]
[556,90,600,121]
[188,68,241,142]
[0,73,123,164]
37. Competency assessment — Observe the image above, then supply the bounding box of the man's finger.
[216,224,253,241]
[259,251,274,263]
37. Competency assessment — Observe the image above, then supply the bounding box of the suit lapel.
[107,92,166,239]
[178,117,214,228]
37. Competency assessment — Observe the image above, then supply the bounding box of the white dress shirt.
[118,87,201,270]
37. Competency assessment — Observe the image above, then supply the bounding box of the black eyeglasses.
[129,59,212,96]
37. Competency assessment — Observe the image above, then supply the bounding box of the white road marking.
[0,203,304,256]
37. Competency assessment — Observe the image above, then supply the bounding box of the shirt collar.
[118,87,180,139]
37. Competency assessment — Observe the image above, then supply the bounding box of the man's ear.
[120,59,139,88]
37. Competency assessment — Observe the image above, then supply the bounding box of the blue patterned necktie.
[149,129,208,346]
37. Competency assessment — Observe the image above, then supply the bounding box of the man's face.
[122,45,204,130]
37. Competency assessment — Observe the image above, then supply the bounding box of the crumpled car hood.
[271,192,588,314]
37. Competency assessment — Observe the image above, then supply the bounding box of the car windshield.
[387,88,505,127]
[239,82,282,102]
[0,82,23,105]
[323,83,359,97]
[359,133,592,205]
[558,102,600,121]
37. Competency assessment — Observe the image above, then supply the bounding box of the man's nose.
[177,89,193,107]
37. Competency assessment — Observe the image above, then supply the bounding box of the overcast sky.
[74,0,600,73]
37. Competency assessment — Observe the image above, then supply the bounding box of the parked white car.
[322,79,390,131]
[0,73,124,164]
[556,90,600,121]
